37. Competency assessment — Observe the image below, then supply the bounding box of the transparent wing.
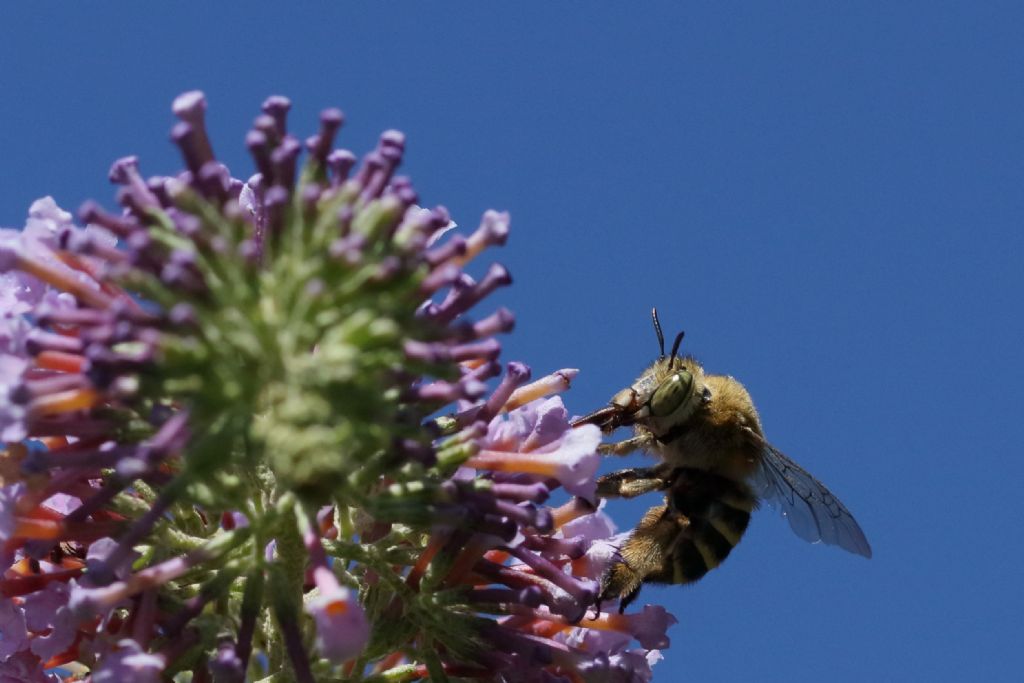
[750,442,872,558]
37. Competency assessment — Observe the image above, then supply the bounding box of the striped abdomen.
[601,468,754,610]
[657,468,754,583]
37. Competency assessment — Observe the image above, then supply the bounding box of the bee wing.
[750,443,872,558]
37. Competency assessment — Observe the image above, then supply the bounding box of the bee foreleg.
[597,432,653,457]
[597,464,675,499]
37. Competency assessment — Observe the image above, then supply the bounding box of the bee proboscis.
[573,309,871,610]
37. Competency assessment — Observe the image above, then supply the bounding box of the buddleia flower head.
[0,92,674,681]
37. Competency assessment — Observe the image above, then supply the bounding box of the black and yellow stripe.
[603,468,754,610]
[666,468,752,583]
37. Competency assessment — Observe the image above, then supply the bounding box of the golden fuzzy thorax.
[637,356,765,481]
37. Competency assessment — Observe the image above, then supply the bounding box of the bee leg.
[597,464,675,499]
[598,433,654,456]
[571,405,622,430]
[600,555,644,612]
[601,503,687,610]
[618,585,642,613]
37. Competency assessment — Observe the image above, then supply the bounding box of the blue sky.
[2,3,1021,681]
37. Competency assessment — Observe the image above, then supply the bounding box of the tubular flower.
[0,92,674,680]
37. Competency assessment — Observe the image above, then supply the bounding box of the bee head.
[639,307,704,430]
[570,308,705,433]
[598,360,700,433]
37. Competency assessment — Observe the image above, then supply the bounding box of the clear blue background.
[2,3,1021,681]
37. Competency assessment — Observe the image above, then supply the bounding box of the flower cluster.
[0,93,674,681]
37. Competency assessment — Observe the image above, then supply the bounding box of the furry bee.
[573,309,871,610]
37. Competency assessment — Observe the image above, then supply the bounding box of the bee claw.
[618,587,640,613]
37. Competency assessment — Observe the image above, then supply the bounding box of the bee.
[573,309,871,610]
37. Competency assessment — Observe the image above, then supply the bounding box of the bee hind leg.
[600,503,685,611]
[600,559,645,613]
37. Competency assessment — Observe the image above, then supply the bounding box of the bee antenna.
[651,307,666,359]
[668,330,685,366]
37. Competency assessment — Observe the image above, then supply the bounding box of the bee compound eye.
[649,370,695,417]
